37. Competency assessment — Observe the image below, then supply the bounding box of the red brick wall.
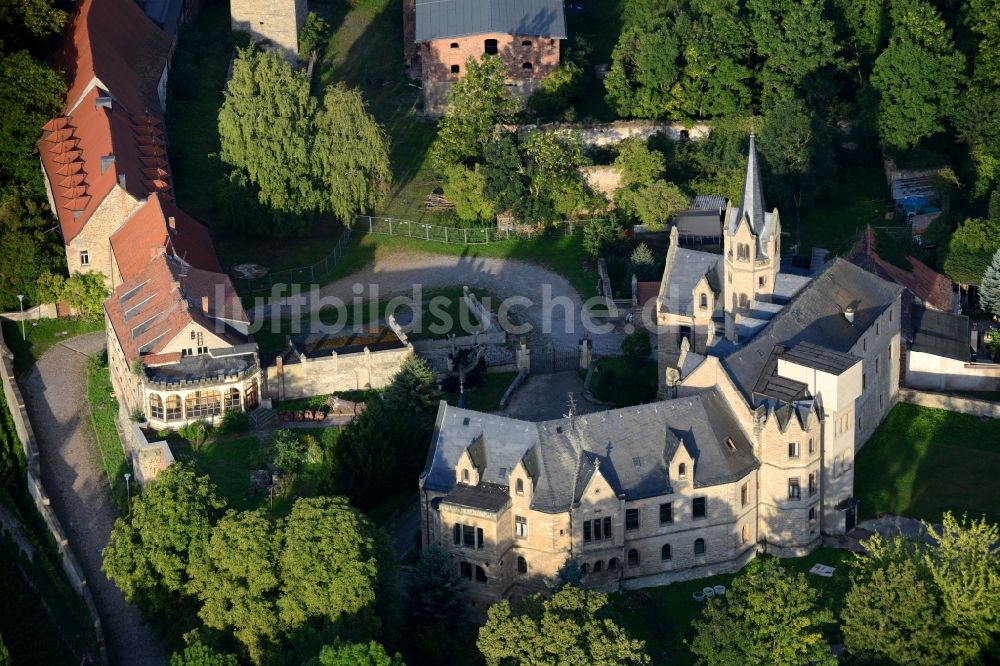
[420,32,560,83]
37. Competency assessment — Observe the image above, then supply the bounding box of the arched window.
[678,463,687,479]
[522,62,533,70]
[451,64,460,74]
[809,507,817,523]
[148,394,163,420]
[521,39,532,46]
[475,565,487,583]
[694,538,706,555]
[661,543,671,560]
[244,381,259,410]
[224,387,240,410]
[462,469,470,483]
[739,293,750,309]
[517,556,527,574]
[484,38,498,55]
[608,557,618,570]
[165,395,182,421]
[515,478,524,495]
[741,525,749,545]
[699,293,708,309]
[593,560,603,572]
[450,42,459,48]
[186,390,221,419]
[581,562,589,574]
[627,549,640,567]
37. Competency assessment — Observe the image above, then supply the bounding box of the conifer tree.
[979,248,1000,316]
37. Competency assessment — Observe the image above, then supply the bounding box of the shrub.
[130,407,146,423]
[179,420,211,451]
[218,409,250,435]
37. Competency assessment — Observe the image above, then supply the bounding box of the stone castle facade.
[420,138,905,607]
[230,0,308,62]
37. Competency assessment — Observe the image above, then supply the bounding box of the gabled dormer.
[664,430,694,490]
[455,433,485,485]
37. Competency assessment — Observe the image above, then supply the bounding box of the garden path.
[20,332,166,666]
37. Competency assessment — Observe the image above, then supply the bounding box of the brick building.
[39,0,263,431]
[404,0,566,114]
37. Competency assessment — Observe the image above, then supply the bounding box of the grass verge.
[854,402,1000,523]
[1,318,103,374]
[84,356,128,511]
[445,371,518,413]
[608,548,852,665]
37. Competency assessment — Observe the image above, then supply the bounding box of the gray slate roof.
[726,134,778,257]
[415,0,567,42]
[658,248,723,316]
[781,342,861,375]
[723,258,903,400]
[910,305,970,362]
[423,390,760,514]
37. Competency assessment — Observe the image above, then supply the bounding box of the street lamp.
[15,295,25,340]
[124,473,132,516]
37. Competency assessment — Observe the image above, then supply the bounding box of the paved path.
[20,332,166,666]
[251,249,628,355]
[499,371,600,422]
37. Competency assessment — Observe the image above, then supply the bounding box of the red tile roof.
[105,254,248,364]
[846,226,955,312]
[111,194,221,282]
[55,0,171,115]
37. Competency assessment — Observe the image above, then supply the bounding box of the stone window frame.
[659,502,672,524]
[515,478,524,495]
[149,394,163,420]
[608,557,618,570]
[593,560,603,572]
[661,543,671,561]
[625,508,640,531]
[678,463,687,479]
[517,556,527,574]
[79,250,90,266]
[484,38,498,55]
[788,477,801,501]
[740,482,749,507]
[808,471,818,496]
[450,64,460,74]
[692,496,707,519]
[627,548,640,567]
[809,507,817,523]
[694,538,706,555]
[699,293,708,310]
[788,441,800,459]
[515,515,528,539]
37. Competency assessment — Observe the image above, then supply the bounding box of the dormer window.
[678,463,686,479]
[699,293,708,309]
[515,478,524,495]
[462,469,469,483]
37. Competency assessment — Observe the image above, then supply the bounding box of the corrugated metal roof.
[415,0,567,42]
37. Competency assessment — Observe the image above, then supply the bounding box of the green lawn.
[84,356,128,511]
[608,548,852,665]
[854,402,1000,524]
[1,318,104,374]
[446,371,518,412]
[587,356,658,406]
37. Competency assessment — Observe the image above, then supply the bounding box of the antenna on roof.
[565,392,577,419]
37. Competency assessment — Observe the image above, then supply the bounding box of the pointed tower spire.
[739,133,766,233]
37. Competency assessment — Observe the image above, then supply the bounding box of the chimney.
[201,295,209,314]
[844,307,855,324]
[100,155,116,174]
[168,216,176,231]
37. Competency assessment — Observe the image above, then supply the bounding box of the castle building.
[403,0,566,114]
[230,0,307,62]
[420,137,904,605]
[38,0,263,431]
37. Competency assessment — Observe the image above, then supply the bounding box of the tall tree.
[381,353,441,437]
[103,464,225,614]
[760,97,834,226]
[689,557,836,666]
[870,0,965,150]
[979,248,1000,316]
[747,0,843,105]
[306,640,403,666]
[0,0,66,42]
[278,497,398,638]
[477,586,650,666]
[604,18,681,119]
[169,633,239,666]
[405,545,466,661]
[831,0,886,74]
[941,215,1000,284]
[188,510,281,663]
[614,139,666,190]
[0,189,64,310]
[429,55,520,172]
[955,0,1000,195]
[312,84,391,223]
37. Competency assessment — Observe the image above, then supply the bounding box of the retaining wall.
[898,388,1000,419]
[0,324,108,664]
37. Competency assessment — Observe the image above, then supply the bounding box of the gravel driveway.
[20,332,166,666]
[251,250,628,355]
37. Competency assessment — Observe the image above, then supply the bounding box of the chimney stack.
[201,295,209,313]
[844,307,855,324]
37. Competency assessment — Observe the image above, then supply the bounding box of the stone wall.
[906,350,1000,391]
[230,0,306,62]
[66,185,143,286]
[266,345,411,401]
[514,119,711,148]
[0,323,107,664]
[898,388,1000,419]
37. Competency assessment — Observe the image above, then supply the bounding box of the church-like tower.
[722,135,781,340]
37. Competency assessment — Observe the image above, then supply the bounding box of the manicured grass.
[84,357,128,511]
[1,318,104,374]
[608,548,852,665]
[587,356,658,405]
[854,402,1000,524]
[179,436,287,513]
[445,371,518,412]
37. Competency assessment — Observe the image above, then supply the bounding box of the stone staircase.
[249,407,276,430]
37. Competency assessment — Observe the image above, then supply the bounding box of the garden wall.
[898,388,1000,419]
[0,324,107,664]
[905,350,1000,392]
[265,344,412,401]
[513,119,711,148]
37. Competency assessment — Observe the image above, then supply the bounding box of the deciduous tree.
[942,215,1000,284]
[870,0,965,150]
[616,179,688,231]
[443,165,494,222]
[169,633,239,666]
[430,55,520,171]
[306,640,403,666]
[278,497,397,638]
[614,139,665,190]
[604,18,681,119]
[477,586,650,666]
[0,189,64,311]
[103,464,225,614]
[689,557,835,666]
[188,510,281,662]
